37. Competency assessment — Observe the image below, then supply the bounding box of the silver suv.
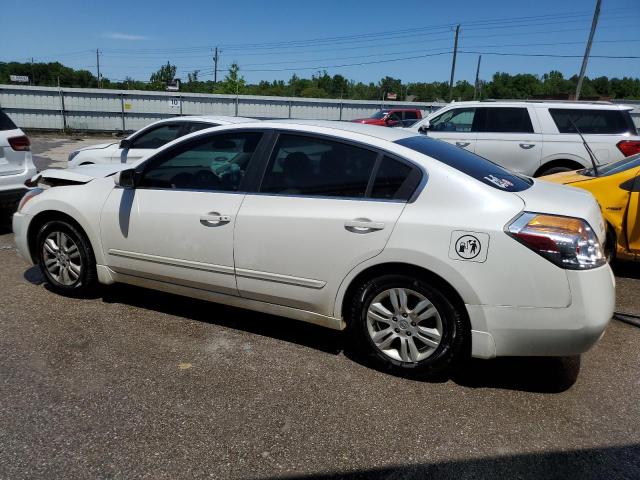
[409,100,640,177]
[0,110,36,214]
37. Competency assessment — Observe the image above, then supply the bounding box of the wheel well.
[27,211,89,263]
[534,159,585,177]
[78,162,94,166]
[340,262,468,323]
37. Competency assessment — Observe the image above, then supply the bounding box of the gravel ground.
[0,135,639,479]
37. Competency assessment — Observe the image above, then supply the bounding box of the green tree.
[216,63,246,94]
[149,62,176,87]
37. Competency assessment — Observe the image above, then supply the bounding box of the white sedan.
[67,116,255,167]
[13,121,614,377]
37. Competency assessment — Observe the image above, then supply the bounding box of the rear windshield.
[584,153,640,177]
[549,108,637,135]
[395,136,533,192]
[0,111,17,131]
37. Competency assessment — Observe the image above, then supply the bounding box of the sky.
[1,0,639,85]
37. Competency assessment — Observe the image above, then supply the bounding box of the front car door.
[100,130,267,295]
[474,106,543,175]
[233,132,422,316]
[626,170,640,253]
[426,107,478,152]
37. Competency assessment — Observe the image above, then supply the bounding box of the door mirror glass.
[114,168,137,189]
[119,138,132,149]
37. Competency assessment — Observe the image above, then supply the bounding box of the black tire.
[36,219,98,297]
[604,227,616,265]
[537,166,576,177]
[347,274,469,379]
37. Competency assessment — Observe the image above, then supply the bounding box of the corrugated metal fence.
[0,85,444,132]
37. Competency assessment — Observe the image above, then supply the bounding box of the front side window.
[549,109,637,135]
[479,107,534,133]
[430,108,475,133]
[404,111,419,120]
[138,132,262,191]
[130,123,184,149]
[261,134,378,198]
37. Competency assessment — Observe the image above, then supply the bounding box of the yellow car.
[542,154,640,262]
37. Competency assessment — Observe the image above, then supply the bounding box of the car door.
[626,170,640,253]
[100,130,267,295]
[233,132,422,315]
[111,122,187,164]
[426,107,478,152]
[474,107,543,175]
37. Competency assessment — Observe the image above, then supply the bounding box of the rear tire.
[604,227,616,265]
[347,274,469,379]
[36,220,97,297]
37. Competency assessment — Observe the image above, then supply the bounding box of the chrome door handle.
[200,212,231,226]
[345,219,385,233]
[519,143,536,149]
[455,142,471,148]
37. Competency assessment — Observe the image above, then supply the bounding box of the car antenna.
[568,116,599,177]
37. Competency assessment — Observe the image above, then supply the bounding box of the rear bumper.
[0,164,37,210]
[468,265,615,358]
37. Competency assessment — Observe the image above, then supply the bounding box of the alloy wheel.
[42,231,82,286]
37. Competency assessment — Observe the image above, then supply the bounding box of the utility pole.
[213,47,219,84]
[96,49,101,88]
[575,0,601,100]
[473,55,482,100]
[448,24,460,102]
[30,57,35,85]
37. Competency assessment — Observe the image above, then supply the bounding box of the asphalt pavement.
[0,135,639,479]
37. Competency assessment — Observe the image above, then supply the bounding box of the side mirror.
[114,168,137,189]
[119,138,132,149]
[418,122,430,134]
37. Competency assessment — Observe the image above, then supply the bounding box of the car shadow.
[611,259,640,280]
[21,272,580,393]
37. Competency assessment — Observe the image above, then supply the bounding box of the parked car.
[408,100,640,177]
[542,153,640,263]
[67,116,255,167]
[14,121,614,377]
[0,110,37,215]
[352,109,422,128]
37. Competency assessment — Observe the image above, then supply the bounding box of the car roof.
[151,115,256,125]
[263,119,418,141]
[433,100,632,111]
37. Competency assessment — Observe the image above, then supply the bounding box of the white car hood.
[515,179,606,242]
[30,163,132,185]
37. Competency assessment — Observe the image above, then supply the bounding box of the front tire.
[36,220,97,297]
[347,274,469,378]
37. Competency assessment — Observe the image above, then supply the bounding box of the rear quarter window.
[0,111,17,131]
[395,136,532,192]
[549,108,637,135]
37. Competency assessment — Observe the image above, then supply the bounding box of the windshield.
[583,153,640,177]
[369,110,389,120]
[395,136,533,192]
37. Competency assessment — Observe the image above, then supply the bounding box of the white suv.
[410,101,640,177]
[0,110,36,214]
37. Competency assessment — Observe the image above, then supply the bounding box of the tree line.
[2,60,639,101]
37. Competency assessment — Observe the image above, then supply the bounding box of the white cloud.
[103,32,149,41]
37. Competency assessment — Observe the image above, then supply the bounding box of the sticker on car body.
[449,231,490,263]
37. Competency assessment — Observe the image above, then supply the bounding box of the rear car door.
[427,107,478,152]
[111,122,188,164]
[474,107,542,175]
[626,170,640,253]
[233,132,422,315]
[100,130,267,295]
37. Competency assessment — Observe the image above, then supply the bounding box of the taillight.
[506,212,605,270]
[8,135,30,151]
[617,140,640,157]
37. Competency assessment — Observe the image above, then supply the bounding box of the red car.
[352,109,422,127]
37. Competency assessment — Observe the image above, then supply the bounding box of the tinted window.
[138,132,262,191]
[186,122,217,134]
[131,123,183,149]
[370,111,388,120]
[404,111,419,120]
[549,109,637,135]
[585,153,640,177]
[395,136,532,192]
[371,156,420,200]
[430,108,475,132]
[479,107,534,133]
[0,110,17,131]
[261,134,377,198]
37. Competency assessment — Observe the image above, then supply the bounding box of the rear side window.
[371,156,420,201]
[261,134,378,198]
[549,109,637,135]
[478,107,534,133]
[0,111,17,131]
[395,136,532,192]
